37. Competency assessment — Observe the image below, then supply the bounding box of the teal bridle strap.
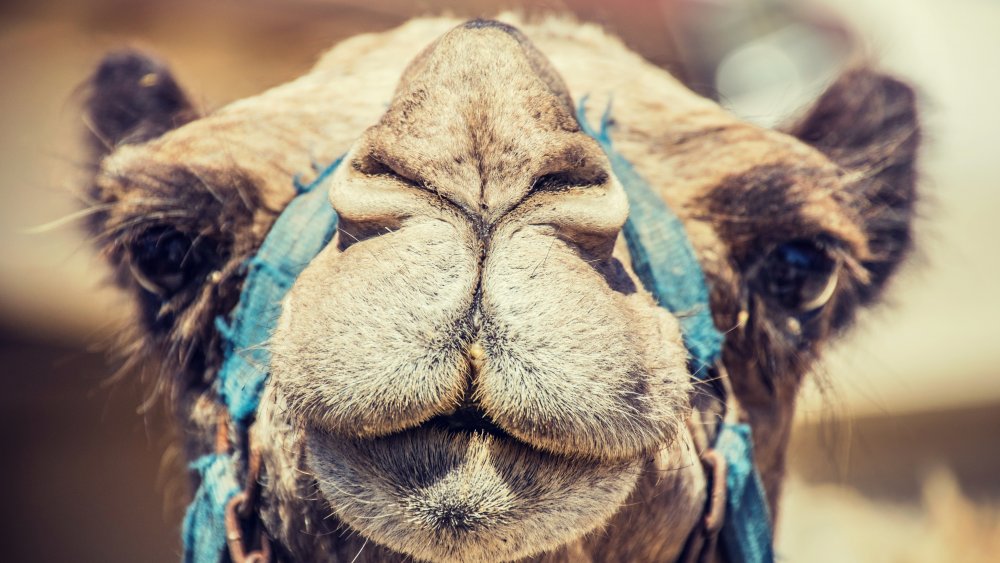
[577,98,775,563]
[184,101,775,563]
[183,158,342,563]
[717,422,777,563]
[215,157,343,426]
[576,97,723,377]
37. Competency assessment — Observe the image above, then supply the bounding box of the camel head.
[81,17,920,562]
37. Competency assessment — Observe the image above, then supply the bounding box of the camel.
[81,15,920,563]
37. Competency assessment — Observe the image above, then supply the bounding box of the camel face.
[269,23,689,560]
[82,17,920,563]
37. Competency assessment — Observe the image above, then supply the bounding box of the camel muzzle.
[183,103,775,563]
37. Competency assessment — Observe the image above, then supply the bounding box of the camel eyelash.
[751,236,841,314]
[127,225,221,296]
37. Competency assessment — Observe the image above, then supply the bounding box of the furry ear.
[85,50,197,161]
[784,66,921,305]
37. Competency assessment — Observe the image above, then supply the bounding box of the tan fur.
[84,13,921,563]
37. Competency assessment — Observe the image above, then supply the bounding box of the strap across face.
[578,98,775,563]
[215,157,343,427]
[184,159,343,563]
[576,97,724,377]
[186,101,774,563]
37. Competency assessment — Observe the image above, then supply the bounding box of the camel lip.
[303,420,646,562]
[298,398,654,466]
[422,405,512,440]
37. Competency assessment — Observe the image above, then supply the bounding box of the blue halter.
[577,98,775,563]
[183,103,775,563]
[182,159,341,563]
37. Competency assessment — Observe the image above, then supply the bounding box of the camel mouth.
[303,419,643,561]
[423,405,514,440]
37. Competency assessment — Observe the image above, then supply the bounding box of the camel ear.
[783,66,921,305]
[85,50,197,161]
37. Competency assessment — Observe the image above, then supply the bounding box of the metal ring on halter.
[225,491,272,563]
[223,431,271,563]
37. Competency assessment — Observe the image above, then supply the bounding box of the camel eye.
[129,226,212,295]
[756,239,838,313]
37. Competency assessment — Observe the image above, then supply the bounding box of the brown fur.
[82,14,920,562]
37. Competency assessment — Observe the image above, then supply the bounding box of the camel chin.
[306,426,640,562]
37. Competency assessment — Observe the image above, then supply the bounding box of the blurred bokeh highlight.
[1,0,997,561]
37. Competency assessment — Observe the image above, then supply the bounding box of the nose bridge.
[427,123,556,228]
[451,133,620,234]
[369,26,568,217]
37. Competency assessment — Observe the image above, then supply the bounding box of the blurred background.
[1,0,997,561]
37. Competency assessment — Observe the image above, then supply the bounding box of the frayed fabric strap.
[717,423,776,563]
[184,157,343,563]
[215,157,342,426]
[578,98,775,563]
[183,453,240,563]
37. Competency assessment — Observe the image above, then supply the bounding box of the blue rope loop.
[577,97,774,563]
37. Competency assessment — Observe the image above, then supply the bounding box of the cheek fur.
[477,225,691,460]
[270,219,480,437]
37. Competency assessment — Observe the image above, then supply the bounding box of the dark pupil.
[762,240,834,309]
[134,227,201,292]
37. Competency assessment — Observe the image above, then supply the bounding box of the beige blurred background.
[1,0,997,561]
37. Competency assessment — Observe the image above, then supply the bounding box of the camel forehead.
[97,17,841,232]
[359,22,593,218]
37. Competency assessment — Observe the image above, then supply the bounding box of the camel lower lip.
[304,425,642,561]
